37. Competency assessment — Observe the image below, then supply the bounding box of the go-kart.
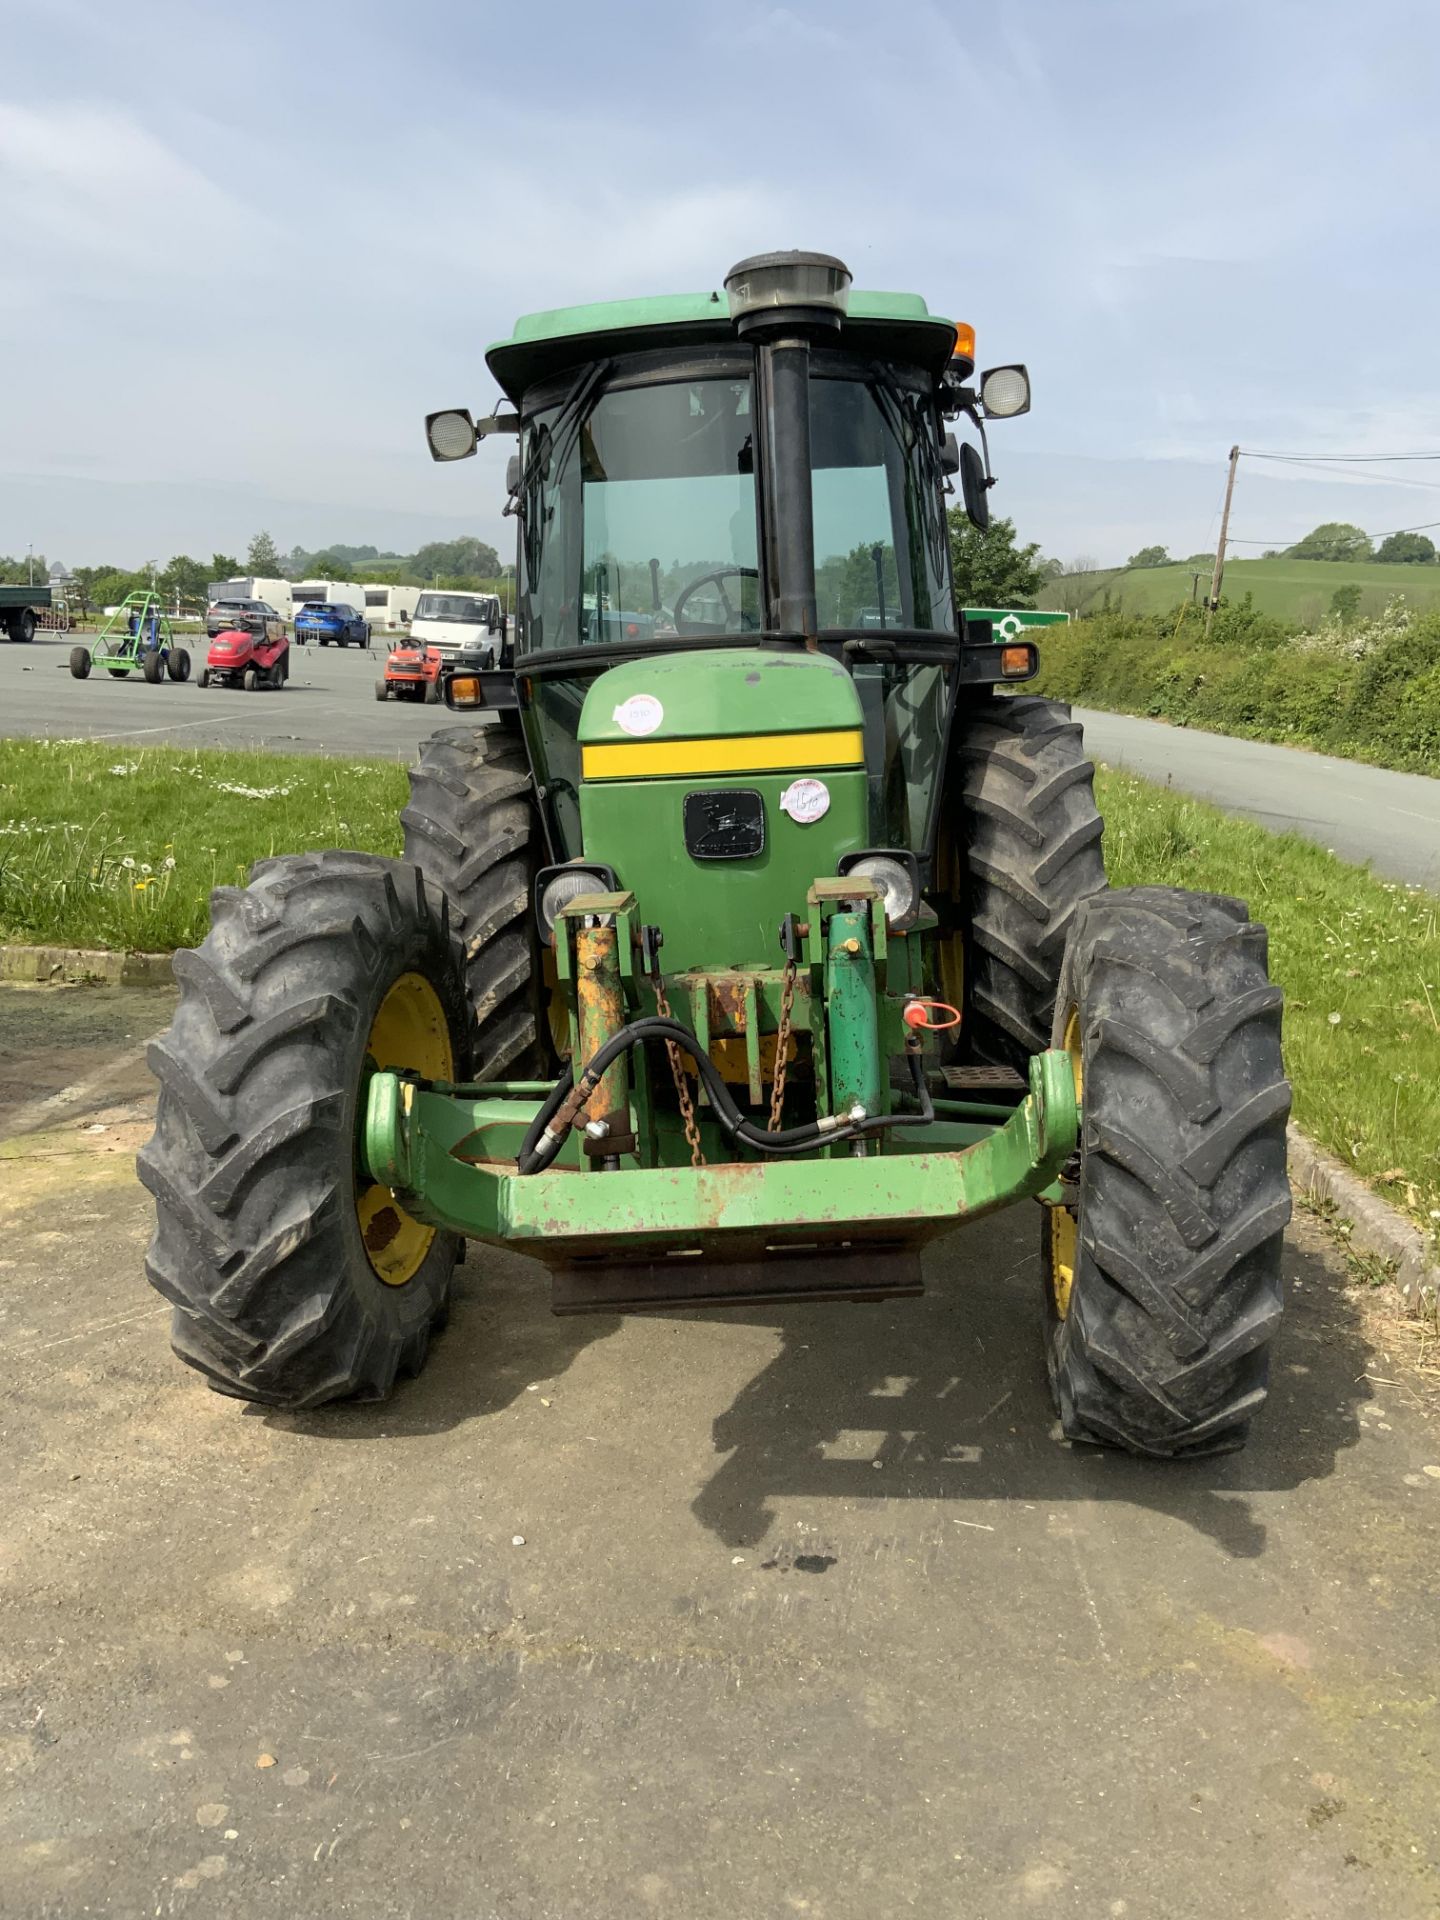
[68,592,190,683]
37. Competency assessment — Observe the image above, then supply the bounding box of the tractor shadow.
[687,1211,1368,1561]
[257,1244,621,1440]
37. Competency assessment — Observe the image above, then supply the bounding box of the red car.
[199,626,290,691]
[376,641,443,703]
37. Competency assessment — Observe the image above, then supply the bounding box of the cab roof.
[485,288,959,401]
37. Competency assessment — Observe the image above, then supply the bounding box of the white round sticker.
[612,693,664,737]
[779,777,830,824]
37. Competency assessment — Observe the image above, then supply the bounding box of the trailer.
[1,583,53,643]
[362,583,421,633]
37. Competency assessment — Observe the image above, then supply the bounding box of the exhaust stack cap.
[724,251,852,336]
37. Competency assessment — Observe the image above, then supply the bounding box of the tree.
[1287,522,1371,562]
[1375,531,1436,564]
[210,552,241,580]
[159,554,209,606]
[947,511,1046,608]
[412,536,501,584]
[1127,544,1171,569]
[246,529,282,573]
[1330,583,1361,624]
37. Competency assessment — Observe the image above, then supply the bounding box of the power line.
[1235,454,1440,494]
[1227,514,1440,546]
[1242,448,1440,463]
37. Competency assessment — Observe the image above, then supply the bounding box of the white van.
[410,590,505,660]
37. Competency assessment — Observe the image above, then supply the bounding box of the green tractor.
[139,252,1290,1456]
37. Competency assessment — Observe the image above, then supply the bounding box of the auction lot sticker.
[779,777,830,823]
[613,694,664,736]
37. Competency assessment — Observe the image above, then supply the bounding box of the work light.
[979,366,1031,419]
[724,251,852,335]
[425,408,478,461]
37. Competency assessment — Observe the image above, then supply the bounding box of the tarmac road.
[1078,707,1440,891]
[2,984,1438,1919]
[0,630,460,759]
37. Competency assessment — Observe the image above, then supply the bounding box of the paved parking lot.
[0,631,466,758]
[2,984,1438,1918]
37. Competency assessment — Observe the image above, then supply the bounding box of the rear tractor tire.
[137,852,474,1407]
[401,726,550,1079]
[1042,886,1291,1457]
[142,649,165,684]
[945,695,1108,1071]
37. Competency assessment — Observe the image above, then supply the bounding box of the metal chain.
[651,974,705,1169]
[768,955,798,1132]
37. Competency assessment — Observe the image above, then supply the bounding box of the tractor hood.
[574,649,868,971]
[578,648,862,766]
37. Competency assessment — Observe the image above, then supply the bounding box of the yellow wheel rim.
[358,971,453,1287]
[1062,1002,1083,1104]
[1047,1201,1077,1319]
[1046,1000,1083,1319]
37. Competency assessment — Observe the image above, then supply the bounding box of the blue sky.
[3,0,1437,570]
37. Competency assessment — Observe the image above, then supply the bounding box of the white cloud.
[0,104,270,298]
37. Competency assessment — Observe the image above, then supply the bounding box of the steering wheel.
[671,567,762,636]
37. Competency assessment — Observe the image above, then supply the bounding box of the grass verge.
[0,738,405,953]
[2,736,1436,1256]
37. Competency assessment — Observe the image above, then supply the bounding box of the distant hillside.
[1039,556,1440,622]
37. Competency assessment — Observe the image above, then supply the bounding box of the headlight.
[838,850,921,930]
[535,863,619,940]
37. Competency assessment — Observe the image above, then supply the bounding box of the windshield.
[520,361,951,651]
[523,373,759,651]
[414,594,493,624]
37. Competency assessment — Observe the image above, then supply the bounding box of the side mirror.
[505,452,522,495]
[960,442,991,532]
[979,365,1031,419]
[940,432,961,477]
[425,409,478,461]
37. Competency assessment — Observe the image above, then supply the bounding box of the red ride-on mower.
[376,640,443,703]
[199,626,290,691]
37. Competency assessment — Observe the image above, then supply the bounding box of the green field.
[1040,555,1440,623]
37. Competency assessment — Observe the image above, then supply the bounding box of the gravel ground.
[2,986,1438,1919]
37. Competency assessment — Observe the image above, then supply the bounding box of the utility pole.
[26,543,33,586]
[1205,444,1240,636]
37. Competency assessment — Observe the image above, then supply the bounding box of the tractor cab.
[427,253,1034,919]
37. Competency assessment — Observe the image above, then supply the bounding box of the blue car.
[295,601,370,647]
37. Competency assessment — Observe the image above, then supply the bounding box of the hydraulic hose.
[516,1020,935,1175]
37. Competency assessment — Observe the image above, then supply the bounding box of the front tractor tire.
[137,851,474,1407]
[949,696,1108,1071]
[1044,887,1292,1456]
[401,726,550,1079]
